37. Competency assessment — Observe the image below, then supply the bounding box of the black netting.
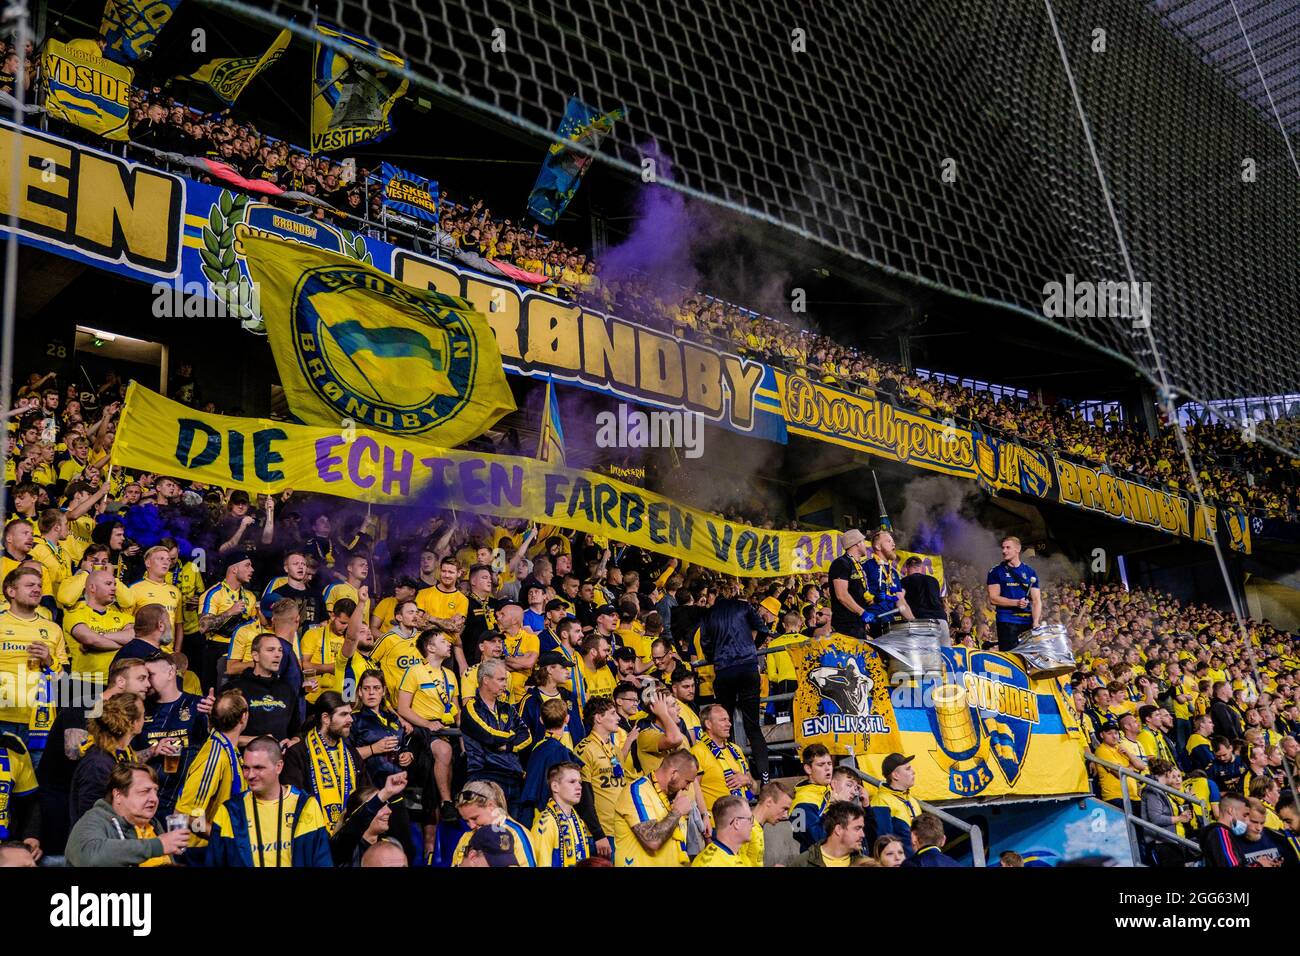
[205,0,1300,424]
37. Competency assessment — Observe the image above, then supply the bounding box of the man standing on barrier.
[864,530,906,638]
[828,529,871,640]
[985,536,1041,652]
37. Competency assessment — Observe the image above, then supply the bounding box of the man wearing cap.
[592,603,620,646]
[828,529,872,639]
[198,551,258,692]
[870,753,922,857]
[537,598,572,655]
[460,823,519,867]
[519,651,584,746]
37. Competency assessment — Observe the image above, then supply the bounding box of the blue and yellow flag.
[99,0,181,64]
[187,28,291,106]
[242,234,515,446]
[311,24,408,153]
[536,377,566,466]
[41,38,133,141]
[380,162,438,224]
[526,97,624,225]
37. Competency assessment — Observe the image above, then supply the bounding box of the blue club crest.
[926,648,1037,796]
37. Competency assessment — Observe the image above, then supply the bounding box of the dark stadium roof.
[1149,0,1300,148]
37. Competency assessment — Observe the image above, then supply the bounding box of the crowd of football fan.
[7,35,1294,523]
[0,366,1298,869]
[118,96,1299,521]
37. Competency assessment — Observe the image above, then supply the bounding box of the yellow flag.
[243,234,516,446]
[188,28,290,106]
[41,39,133,141]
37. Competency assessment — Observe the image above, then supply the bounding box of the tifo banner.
[186,28,291,106]
[982,430,1251,553]
[244,235,516,444]
[113,385,850,577]
[527,96,623,225]
[99,0,181,64]
[781,371,1250,554]
[311,23,408,152]
[789,634,895,756]
[0,121,1258,554]
[778,373,980,481]
[790,637,1088,801]
[41,39,134,142]
[380,162,438,223]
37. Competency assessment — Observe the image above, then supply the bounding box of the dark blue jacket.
[901,845,961,867]
[519,686,585,749]
[699,597,767,673]
[351,706,404,785]
[461,694,532,782]
[204,787,333,867]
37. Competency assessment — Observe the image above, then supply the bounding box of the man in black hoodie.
[226,633,300,744]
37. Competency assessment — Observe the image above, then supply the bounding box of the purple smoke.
[596,142,702,305]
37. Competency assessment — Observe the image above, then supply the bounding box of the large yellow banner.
[788,636,1088,801]
[115,384,862,578]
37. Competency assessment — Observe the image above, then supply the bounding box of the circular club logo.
[290,265,478,434]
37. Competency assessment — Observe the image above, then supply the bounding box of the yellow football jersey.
[0,739,38,836]
[63,603,134,677]
[397,660,459,724]
[210,789,327,867]
[690,736,751,822]
[300,623,345,702]
[129,578,182,645]
[613,774,688,867]
[29,537,72,591]
[175,731,245,843]
[691,839,748,867]
[415,586,469,624]
[0,610,67,723]
[501,628,539,705]
[370,631,422,709]
[575,731,632,837]
[322,581,358,616]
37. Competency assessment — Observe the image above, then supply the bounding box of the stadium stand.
[1,0,1299,879]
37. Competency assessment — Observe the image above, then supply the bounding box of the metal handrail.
[1084,752,1207,862]
[849,762,986,867]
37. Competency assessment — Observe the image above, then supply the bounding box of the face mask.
[1230,819,1248,837]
